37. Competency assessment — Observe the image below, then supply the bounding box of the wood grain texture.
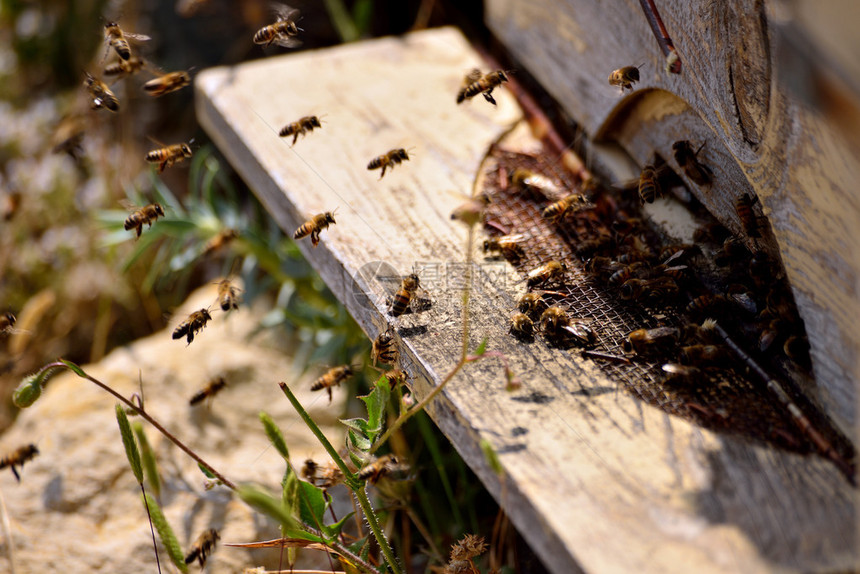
[486,0,860,437]
[195,27,856,574]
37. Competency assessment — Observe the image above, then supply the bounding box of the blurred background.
[0,0,487,430]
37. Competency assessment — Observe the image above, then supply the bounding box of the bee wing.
[273,36,303,48]
[119,199,142,212]
[273,3,300,20]
[464,68,482,84]
[124,32,152,42]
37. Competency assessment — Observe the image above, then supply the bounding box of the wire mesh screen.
[481,148,855,467]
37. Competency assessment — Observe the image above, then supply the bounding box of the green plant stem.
[277,382,402,574]
[322,0,360,42]
[140,482,163,574]
[49,361,236,490]
[371,224,476,451]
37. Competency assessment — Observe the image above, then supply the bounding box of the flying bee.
[638,165,662,204]
[357,454,410,484]
[103,55,146,77]
[509,168,561,197]
[216,279,241,311]
[735,193,761,238]
[293,210,336,247]
[482,234,525,260]
[0,444,38,482]
[202,228,239,257]
[542,193,590,221]
[172,308,213,345]
[301,458,344,492]
[608,65,641,91]
[672,140,712,185]
[526,260,566,288]
[510,311,535,339]
[189,377,227,406]
[367,148,410,178]
[83,72,119,112]
[390,273,422,317]
[145,141,193,173]
[622,326,679,357]
[457,70,509,105]
[451,193,490,226]
[1,312,16,335]
[143,70,191,97]
[679,344,730,367]
[311,365,354,402]
[279,115,322,145]
[104,21,150,61]
[124,203,165,238]
[253,3,302,48]
[184,529,220,568]
[371,329,398,366]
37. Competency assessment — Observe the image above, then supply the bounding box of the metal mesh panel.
[481,149,853,460]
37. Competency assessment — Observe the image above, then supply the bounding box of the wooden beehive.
[195,22,858,574]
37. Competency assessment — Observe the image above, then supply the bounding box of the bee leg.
[327,387,332,403]
[136,224,143,238]
[186,331,194,345]
[11,465,20,482]
[292,131,299,145]
[379,165,387,179]
[159,160,168,173]
[482,90,497,106]
[311,230,320,247]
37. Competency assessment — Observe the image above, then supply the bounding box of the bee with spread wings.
[253,3,303,49]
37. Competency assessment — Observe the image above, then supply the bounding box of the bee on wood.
[104,21,150,61]
[293,210,336,247]
[482,234,525,260]
[783,335,811,370]
[517,292,549,318]
[526,260,566,288]
[509,168,561,197]
[608,65,641,91]
[279,115,322,145]
[1,312,16,336]
[622,327,679,357]
[124,203,165,238]
[357,454,409,484]
[457,70,509,105]
[173,308,213,345]
[189,377,227,406]
[0,444,38,481]
[184,528,220,568]
[301,458,344,492]
[735,193,761,238]
[253,3,302,48]
[692,222,731,244]
[84,72,119,112]
[390,273,422,317]
[371,329,398,367]
[103,55,146,78]
[638,165,662,204]
[542,193,590,222]
[367,148,410,179]
[672,140,712,185]
[143,70,191,97]
[510,311,535,339]
[146,141,193,173]
[311,365,354,402]
[714,237,751,267]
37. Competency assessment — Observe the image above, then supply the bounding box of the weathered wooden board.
[195,27,856,574]
[486,0,860,437]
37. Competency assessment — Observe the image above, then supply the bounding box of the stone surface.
[0,284,349,573]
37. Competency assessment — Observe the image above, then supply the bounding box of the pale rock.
[0,284,353,572]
